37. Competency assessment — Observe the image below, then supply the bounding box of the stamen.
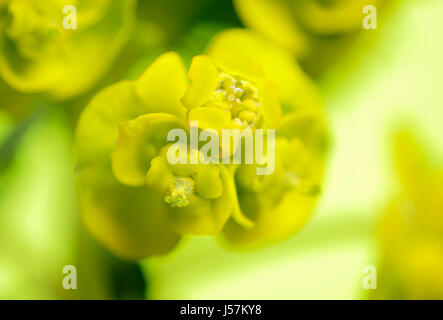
[164,177,194,208]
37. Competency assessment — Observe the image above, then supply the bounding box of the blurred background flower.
[234,0,394,76]
[0,0,136,99]
[373,131,443,299]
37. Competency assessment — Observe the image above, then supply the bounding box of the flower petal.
[145,156,176,195]
[194,165,223,199]
[77,165,181,260]
[222,187,316,246]
[182,55,220,109]
[111,113,186,187]
[135,52,188,118]
[188,106,232,133]
[220,166,254,229]
[76,81,148,168]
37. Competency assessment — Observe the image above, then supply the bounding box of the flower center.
[164,177,194,208]
[209,73,261,129]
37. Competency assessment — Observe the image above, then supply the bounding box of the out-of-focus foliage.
[374,131,443,299]
[0,0,136,99]
[0,77,34,119]
[0,109,146,299]
[75,29,328,260]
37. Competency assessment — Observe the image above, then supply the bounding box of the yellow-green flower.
[75,29,328,259]
[374,131,443,299]
[0,0,136,99]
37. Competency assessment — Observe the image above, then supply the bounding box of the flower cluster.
[75,29,328,260]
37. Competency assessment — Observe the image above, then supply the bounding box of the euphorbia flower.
[0,0,136,99]
[374,131,443,299]
[75,29,328,259]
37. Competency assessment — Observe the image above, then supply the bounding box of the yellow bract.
[111,113,186,187]
[135,52,188,118]
[182,55,219,109]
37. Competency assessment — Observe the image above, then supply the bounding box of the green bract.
[75,29,328,260]
[0,0,136,99]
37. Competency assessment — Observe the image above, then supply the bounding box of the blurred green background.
[0,0,443,299]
